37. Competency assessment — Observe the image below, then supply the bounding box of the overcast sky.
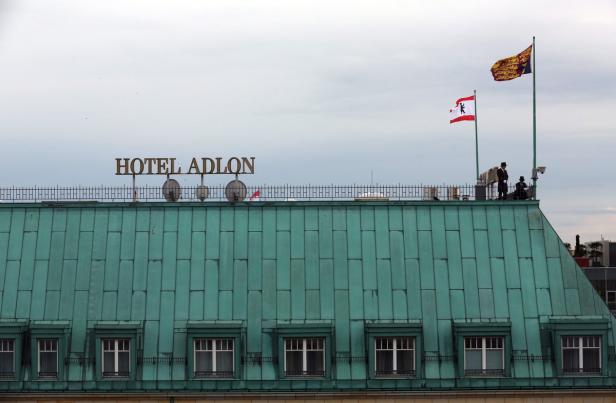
[0,0,614,243]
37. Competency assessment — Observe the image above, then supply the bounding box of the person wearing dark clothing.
[514,176,528,200]
[497,162,508,200]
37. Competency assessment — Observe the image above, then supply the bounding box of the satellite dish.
[195,185,209,201]
[225,179,247,203]
[162,179,181,202]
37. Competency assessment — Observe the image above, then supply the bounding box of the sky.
[0,0,614,244]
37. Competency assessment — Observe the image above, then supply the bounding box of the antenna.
[162,179,181,202]
[195,185,209,202]
[225,179,247,203]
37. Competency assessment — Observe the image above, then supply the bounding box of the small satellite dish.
[162,179,181,202]
[225,179,247,203]
[195,185,209,201]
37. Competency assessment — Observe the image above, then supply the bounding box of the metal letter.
[203,158,215,174]
[188,158,201,174]
[170,158,182,174]
[227,157,241,174]
[241,157,255,174]
[116,158,130,175]
[130,158,145,175]
[156,158,168,174]
[144,158,155,174]
[216,157,223,174]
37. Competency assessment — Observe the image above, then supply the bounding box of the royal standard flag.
[490,45,532,81]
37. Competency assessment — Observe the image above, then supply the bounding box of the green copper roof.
[0,200,614,392]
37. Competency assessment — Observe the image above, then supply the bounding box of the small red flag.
[249,190,260,202]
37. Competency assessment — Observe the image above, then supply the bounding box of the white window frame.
[37,338,58,377]
[561,335,602,374]
[0,339,15,377]
[284,337,325,376]
[463,336,504,374]
[374,337,415,374]
[101,338,130,378]
[193,338,235,377]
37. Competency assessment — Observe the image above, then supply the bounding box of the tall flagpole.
[532,36,537,199]
[474,89,479,182]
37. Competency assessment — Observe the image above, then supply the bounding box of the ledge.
[0,200,541,209]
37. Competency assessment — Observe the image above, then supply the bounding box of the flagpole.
[474,89,479,182]
[532,36,537,199]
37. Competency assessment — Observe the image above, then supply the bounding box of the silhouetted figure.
[497,162,508,200]
[514,176,528,200]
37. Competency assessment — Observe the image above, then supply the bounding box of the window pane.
[486,349,503,370]
[103,351,115,373]
[39,339,58,376]
[118,351,130,375]
[465,350,482,370]
[396,350,414,374]
[376,350,393,373]
[285,350,303,375]
[40,351,57,375]
[306,350,323,375]
[195,351,213,373]
[562,348,579,372]
[0,352,13,375]
[583,348,601,373]
[0,339,14,377]
[217,351,234,374]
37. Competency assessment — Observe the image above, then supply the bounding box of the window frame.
[453,321,511,378]
[549,318,609,377]
[37,338,59,378]
[29,321,69,381]
[193,337,236,378]
[463,336,505,376]
[560,335,602,375]
[101,338,131,378]
[374,336,416,376]
[186,321,243,380]
[283,336,326,377]
[365,322,422,379]
[92,322,141,381]
[0,321,27,381]
[275,322,333,379]
[0,338,16,379]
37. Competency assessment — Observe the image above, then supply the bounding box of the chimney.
[574,234,582,257]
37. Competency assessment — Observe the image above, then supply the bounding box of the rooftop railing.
[0,184,521,203]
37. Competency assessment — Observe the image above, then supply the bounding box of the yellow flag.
[491,45,532,81]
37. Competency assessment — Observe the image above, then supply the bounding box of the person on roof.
[514,176,528,200]
[497,162,508,200]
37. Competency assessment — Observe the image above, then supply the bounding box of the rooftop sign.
[115,157,255,176]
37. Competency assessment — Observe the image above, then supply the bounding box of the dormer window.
[194,338,234,378]
[0,339,15,379]
[284,337,325,377]
[561,336,601,374]
[375,337,415,376]
[37,339,58,378]
[102,338,130,378]
[463,336,504,376]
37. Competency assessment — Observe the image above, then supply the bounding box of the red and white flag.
[249,190,261,202]
[449,95,475,124]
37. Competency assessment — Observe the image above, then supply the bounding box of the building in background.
[599,240,616,267]
[584,267,616,315]
[0,198,616,402]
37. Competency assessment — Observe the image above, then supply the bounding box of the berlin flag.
[449,95,475,124]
